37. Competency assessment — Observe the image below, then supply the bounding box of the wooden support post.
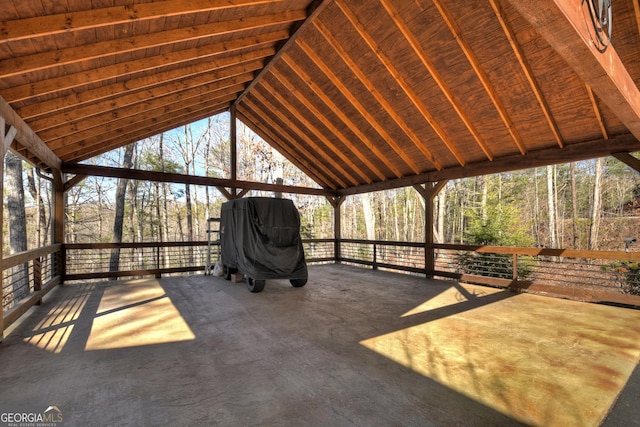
[53,169,66,283]
[1,117,17,340]
[230,106,237,198]
[414,181,448,278]
[327,195,346,263]
[33,257,42,305]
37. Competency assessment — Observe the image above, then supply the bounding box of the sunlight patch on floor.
[85,279,195,350]
[23,283,94,354]
[400,283,502,317]
[362,289,640,427]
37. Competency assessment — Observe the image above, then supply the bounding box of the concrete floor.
[1,264,639,426]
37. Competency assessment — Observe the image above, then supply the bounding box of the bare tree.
[5,152,29,302]
[109,144,135,277]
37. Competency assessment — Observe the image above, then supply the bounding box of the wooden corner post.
[53,169,66,283]
[414,181,447,278]
[327,196,346,264]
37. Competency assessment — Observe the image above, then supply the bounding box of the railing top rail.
[434,243,640,261]
[2,244,62,270]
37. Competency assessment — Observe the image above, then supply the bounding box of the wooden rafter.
[269,67,373,184]
[2,30,289,105]
[20,48,276,121]
[259,79,359,186]
[491,1,555,148]
[0,10,305,79]
[612,152,640,173]
[313,20,442,171]
[280,54,388,181]
[335,0,466,167]
[507,0,640,140]
[236,103,333,188]
[249,86,347,188]
[297,39,416,176]
[380,0,493,161]
[0,0,281,42]
[585,84,608,140]
[30,60,264,133]
[431,0,527,156]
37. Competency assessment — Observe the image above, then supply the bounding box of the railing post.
[155,246,161,279]
[512,253,518,282]
[373,243,378,270]
[33,257,42,305]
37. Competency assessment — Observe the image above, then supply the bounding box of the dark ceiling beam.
[612,152,640,173]
[337,134,640,196]
[62,163,334,197]
[0,96,60,170]
[233,0,330,107]
[505,0,640,141]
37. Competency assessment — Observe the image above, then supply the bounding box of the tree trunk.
[5,152,29,302]
[109,144,134,277]
[26,166,47,247]
[361,193,376,241]
[589,158,603,250]
[570,162,579,248]
[547,165,557,248]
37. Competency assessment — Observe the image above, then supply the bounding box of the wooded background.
[4,112,640,258]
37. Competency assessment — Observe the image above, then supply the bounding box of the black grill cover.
[220,197,308,280]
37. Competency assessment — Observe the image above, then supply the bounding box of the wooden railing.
[4,238,640,335]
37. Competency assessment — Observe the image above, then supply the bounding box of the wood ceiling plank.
[0,0,280,42]
[313,19,442,171]
[379,0,493,161]
[297,38,418,176]
[242,93,339,189]
[516,0,640,139]
[431,0,527,156]
[29,60,264,132]
[2,30,289,104]
[335,0,466,167]
[237,103,335,189]
[281,53,390,181]
[489,0,564,149]
[47,87,244,151]
[258,79,357,186]
[0,95,60,170]
[0,10,306,78]
[269,67,372,184]
[19,47,276,120]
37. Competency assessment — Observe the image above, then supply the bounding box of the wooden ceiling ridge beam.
[313,19,442,171]
[30,61,263,133]
[296,38,415,176]
[235,106,335,189]
[506,0,640,142]
[380,0,494,161]
[43,77,251,146]
[19,47,276,121]
[233,0,331,107]
[0,0,282,43]
[0,96,60,170]
[335,0,466,167]
[0,9,306,79]
[57,94,239,158]
[280,54,389,181]
[269,67,372,184]
[51,91,241,153]
[64,104,232,163]
[258,79,359,186]
[338,134,640,196]
[241,94,339,189]
[61,163,334,197]
[3,30,289,104]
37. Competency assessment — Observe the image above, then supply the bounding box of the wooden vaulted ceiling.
[1,0,640,194]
